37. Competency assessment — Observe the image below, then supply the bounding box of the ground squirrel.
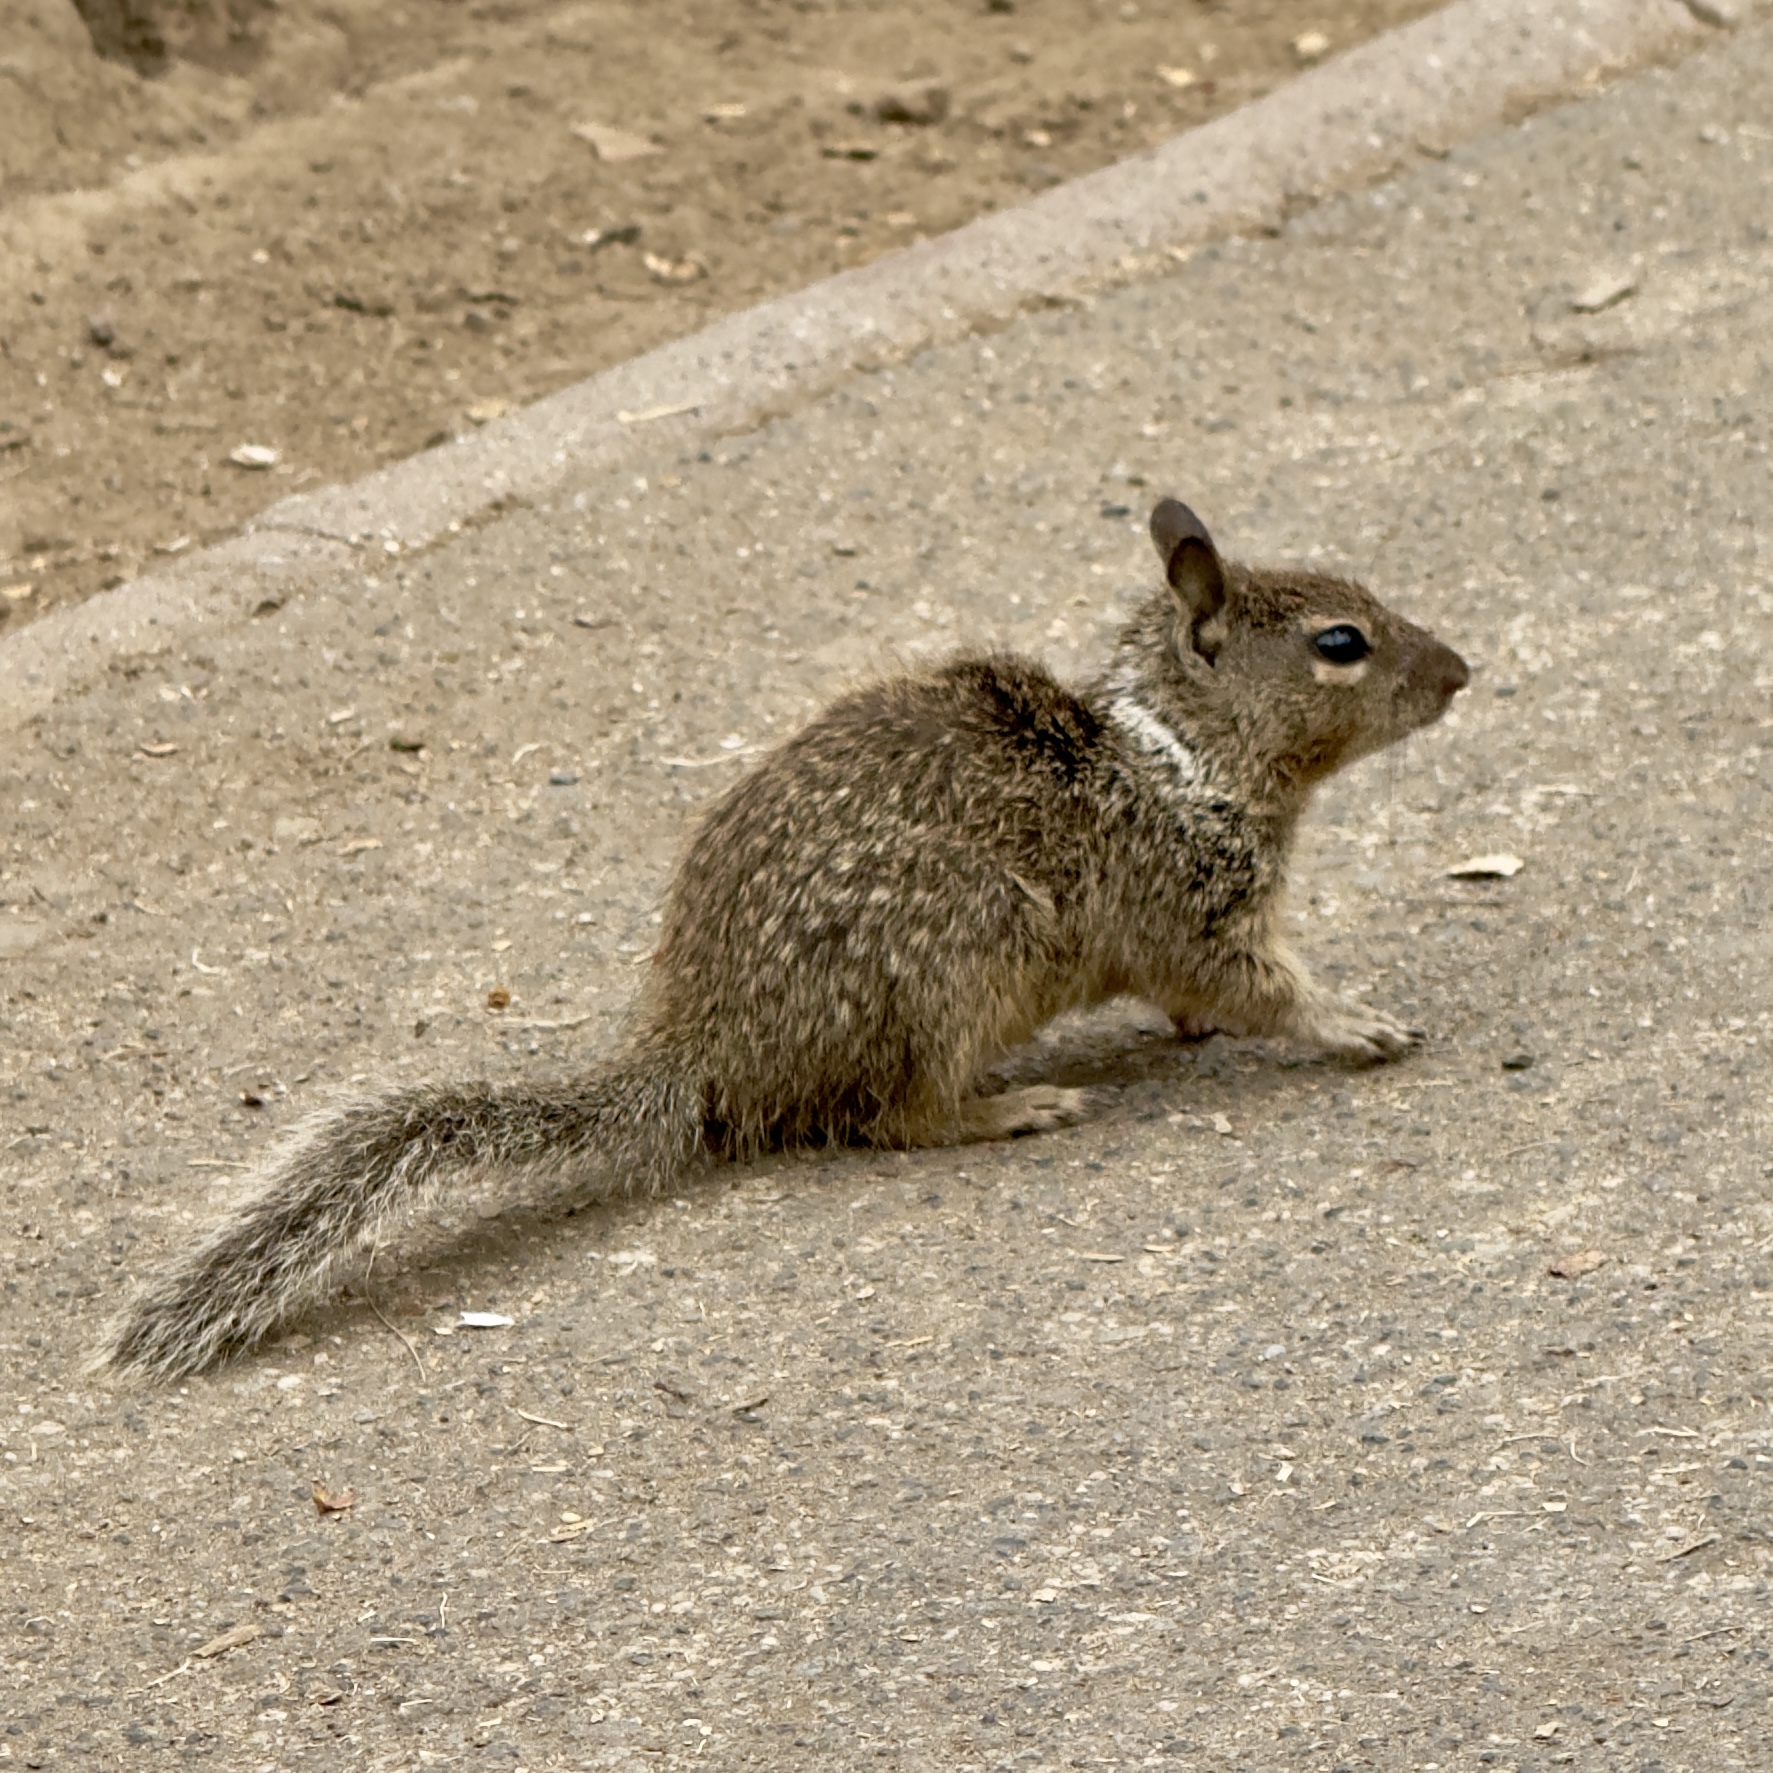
[97,497,1468,1380]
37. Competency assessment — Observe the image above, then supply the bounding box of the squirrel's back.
[650,654,1116,1153]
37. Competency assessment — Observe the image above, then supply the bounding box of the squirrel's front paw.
[1003,1085,1095,1134]
[1297,996,1424,1064]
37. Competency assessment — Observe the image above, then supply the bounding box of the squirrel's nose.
[1434,644,1470,700]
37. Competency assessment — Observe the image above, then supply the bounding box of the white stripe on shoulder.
[1109,694,1203,787]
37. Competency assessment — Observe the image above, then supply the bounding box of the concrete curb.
[0,0,1710,733]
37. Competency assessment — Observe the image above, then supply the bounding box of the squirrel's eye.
[1312,624,1371,666]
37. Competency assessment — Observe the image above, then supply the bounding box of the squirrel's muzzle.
[1431,641,1471,704]
[1401,634,1470,731]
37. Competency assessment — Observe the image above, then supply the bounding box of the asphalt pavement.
[2,11,1771,1772]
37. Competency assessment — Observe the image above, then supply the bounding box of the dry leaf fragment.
[485,988,511,1011]
[337,837,382,857]
[511,1406,571,1429]
[1548,1249,1607,1280]
[616,400,698,425]
[192,1622,264,1659]
[570,121,661,162]
[1447,852,1524,880]
[312,1483,356,1514]
[1685,0,1748,24]
[1658,1532,1719,1562]
[1570,272,1637,314]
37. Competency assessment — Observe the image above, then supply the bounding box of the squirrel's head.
[1141,497,1469,791]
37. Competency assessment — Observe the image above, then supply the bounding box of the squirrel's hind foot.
[913,1085,1096,1147]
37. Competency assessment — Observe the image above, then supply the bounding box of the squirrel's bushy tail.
[95,1056,706,1382]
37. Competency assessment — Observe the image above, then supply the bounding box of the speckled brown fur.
[96,498,1467,1381]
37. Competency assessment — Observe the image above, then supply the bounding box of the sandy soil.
[0,0,1442,625]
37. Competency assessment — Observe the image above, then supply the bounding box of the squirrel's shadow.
[285,1004,1347,1364]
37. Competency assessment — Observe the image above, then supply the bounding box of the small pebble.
[643,251,706,284]
[874,81,949,127]
[1446,852,1524,880]
[582,224,641,251]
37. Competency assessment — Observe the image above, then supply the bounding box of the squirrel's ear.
[1150,497,1225,615]
[1149,498,1227,646]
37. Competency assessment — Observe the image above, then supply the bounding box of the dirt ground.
[0,0,1444,626]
